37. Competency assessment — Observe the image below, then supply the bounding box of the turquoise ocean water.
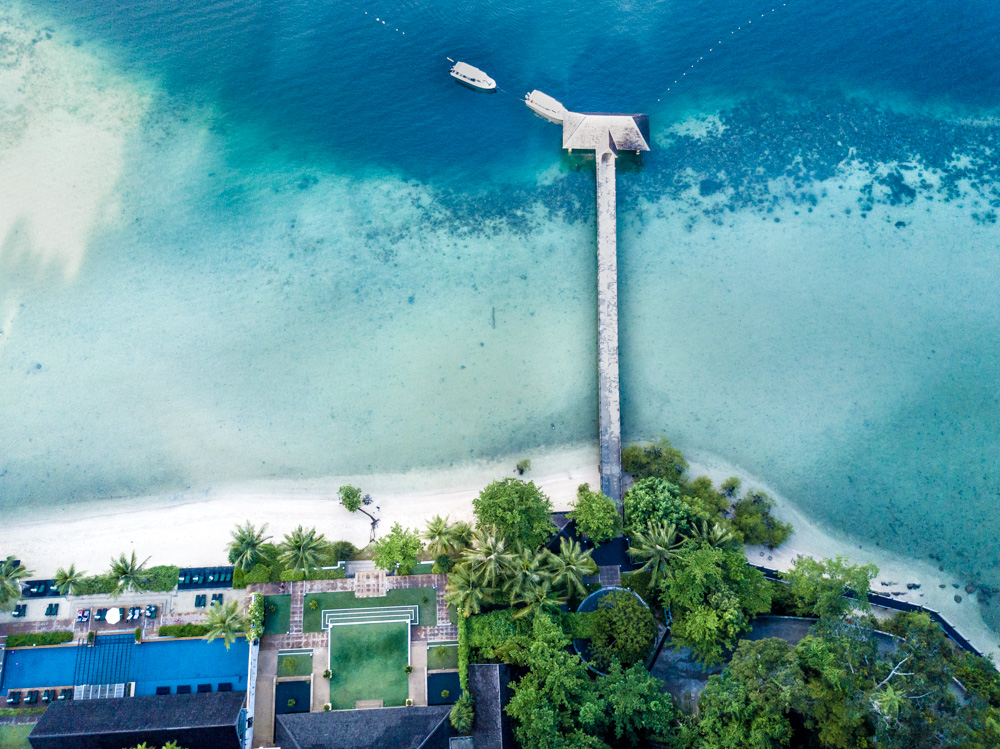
[1,2,998,617]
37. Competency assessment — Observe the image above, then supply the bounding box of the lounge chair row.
[155,682,232,696]
[6,688,73,706]
[178,568,233,587]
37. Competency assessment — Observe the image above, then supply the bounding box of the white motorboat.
[449,61,496,91]
[524,90,567,124]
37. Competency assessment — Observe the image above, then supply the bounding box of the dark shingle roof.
[29,692,245,749]
[276,705,452,749]
[467,664,514,749]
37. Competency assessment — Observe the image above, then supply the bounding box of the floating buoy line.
[664,3,789,96]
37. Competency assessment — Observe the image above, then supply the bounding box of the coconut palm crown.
[445,563,492,618]
[423,515,461,558]
[228,521,273,572]
[205,599,245,650]
[463,531,512,587]
[54,563,87,596]
[546,537,598,599]
[0,555,33,610]
[278,525,327,573]
[628,521,684,588]
[109,551,151,598]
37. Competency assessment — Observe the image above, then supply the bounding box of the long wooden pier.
[595,149,623,503]
[558,109,650,506]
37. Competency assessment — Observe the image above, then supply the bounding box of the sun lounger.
[145,605,158,618]
[25,690,39,705]
[197,684,212,693]
[155,686,170,695]
[6,691,21,706]
[176,685,192,695]
[42,689,53,703]
[57,688,70,700]
[45,603,59,616]
[95,608,106,622]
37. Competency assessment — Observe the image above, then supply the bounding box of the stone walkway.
[289,581,303,635]
[354,570,387,598]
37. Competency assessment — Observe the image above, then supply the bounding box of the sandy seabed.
[1,443,996,660]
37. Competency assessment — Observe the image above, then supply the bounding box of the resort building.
[28,691,247,749]
[275,704,452,748]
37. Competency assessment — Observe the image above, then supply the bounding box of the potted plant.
[134,627,142,644]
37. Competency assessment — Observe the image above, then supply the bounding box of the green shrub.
[287,698,296,708]
[134,627,142,643]
[622,437,688,484]
[309,599,319,610]
[620,570,656,608]
[623,477,701,536]
[234,562,272,587]
[457,616,470,691]
[405,664,413,674]
[450,692,475,734]
[323,703,332,711]
[6,631,73,647]
[559,611,594,640]
[432,554,455,574]
[158,624,211,638]
[515,458,531,475]
[309,567,346,581]
[731,490,792,548]
[327,540,359,564]
[87,631,95,644]
[323,669,332,679]
[144,565,181,591]
[245,593,265,640]
[280,568,305,582]
[441,689,450,699]
[569,483,621,543]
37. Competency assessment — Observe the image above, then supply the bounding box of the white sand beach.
[1,443,995,659]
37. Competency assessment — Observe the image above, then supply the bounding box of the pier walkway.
[595,149,623,503]
[558,107,650,505]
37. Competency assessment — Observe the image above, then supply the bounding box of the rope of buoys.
[662,3,789,98]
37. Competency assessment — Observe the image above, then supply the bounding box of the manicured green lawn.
[277,650,313,677]
[303,587,437,633]
[0,725,32,749]
[263,594,291,635]
[328,621,410,709]
[427,642,459,670]
[410,562,435,575]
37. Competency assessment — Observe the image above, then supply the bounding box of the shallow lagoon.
[1,0,998,625]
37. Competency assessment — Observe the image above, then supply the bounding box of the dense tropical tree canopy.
[569,483,621,543]
[621,436,688,484]
[472,478,555,550]
[588,590,656,671]
[662,542,771,665]
[731,490,793,548]
[623,478,701,536]
[781,555,878,619]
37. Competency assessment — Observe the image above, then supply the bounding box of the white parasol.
[105,607,122,625]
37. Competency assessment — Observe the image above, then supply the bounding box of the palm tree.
[687,519,738,550]
[204,599,245,650]
[463,531,512,587]
[503,548,546,605]
[512,578,566,619]
[445,563,492,618]
[628,521,684,588]
[546,537,598,599]
[109,551,151,597]
[278,526,327,574]
[453,521,474,551]
[0,556,32,610]
[227,521,272,572]
[54,564,86,596]
[423,515,461,558]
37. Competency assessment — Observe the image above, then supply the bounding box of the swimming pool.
[1,634,249,697]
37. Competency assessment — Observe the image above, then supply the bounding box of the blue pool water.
[0,636,249,696]
[1,0,998,635]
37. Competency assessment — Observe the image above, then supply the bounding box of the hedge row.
[75,565,180,595]
[457,615,470,691]
[157,623,210,638]
[6,631,74,647]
